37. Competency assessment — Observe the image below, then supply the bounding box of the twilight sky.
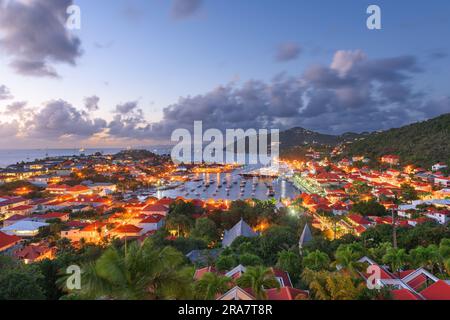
[0,0,449,149]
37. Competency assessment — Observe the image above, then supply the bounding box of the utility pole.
[392,207,398,249]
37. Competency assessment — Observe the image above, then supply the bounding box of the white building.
[432,163,448,172]
[1,221,49,237]
[425,211,450,225]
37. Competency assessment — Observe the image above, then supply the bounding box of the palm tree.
[409,245,440,273]
[302,269,331,300]
[444,258,450,277]
[303,250,330,271]
[67,239,193,300]
[357,286,394,300]
[301,269,360,300]
[334,244,364,276]
[382,247,408,274]
[439,239,450,260]
[194,272,232,300]
[236,266,280,300]
[166,214,193,237]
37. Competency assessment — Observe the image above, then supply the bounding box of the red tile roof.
[194,266,217,280]
[270,268,293,288]
[392,289,420,300]
[4,214,28,222]
[348,214,371,225]
[142,204,169,213]
[82,222,107,232]
[266,287,309,300]
[14,244,54,261]
[0,232,21,251]
[36,212,69,220]
[112,224,143,234]
[157,198,174,206]
[421,280,450,300]
[140,214,164,224]
[68,185,90,192]
[9,205,34,211]
[66,221,89,229]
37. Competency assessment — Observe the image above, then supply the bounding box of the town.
[0,147,449,300]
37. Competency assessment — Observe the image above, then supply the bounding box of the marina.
[157,166,300,202]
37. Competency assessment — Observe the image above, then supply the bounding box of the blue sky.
[0,0,449,148]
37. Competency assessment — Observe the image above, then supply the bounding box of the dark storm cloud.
[275,42,302,62]
[6,49,447,143]
[140,50,443,140]
[0,0,82,77]
[171,0,203,20]
[84,96,100,111]
[0,85,12,100]
[27,100,107,139]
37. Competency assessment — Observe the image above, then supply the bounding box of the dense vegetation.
[342,113,450,168]
[2,198,450,300]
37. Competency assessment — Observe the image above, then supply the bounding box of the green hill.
[342,113,450,168]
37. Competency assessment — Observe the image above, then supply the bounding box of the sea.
[157,170,300,202]
[0,147,173,169]
[0,148,301,200]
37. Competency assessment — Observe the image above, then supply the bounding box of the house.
[141,203,169,216]
[0,221,49,237]
[434,176,450,188]
[359,256,450,300]
[225,264,247,280]
[0,196,30,218]
[14,243,56,264]
[186,248,222,265]
[222,264,293,288]
[218,286,308,301]
[381,155,400,165]
[110,224,143,239]
[138,214,165,233]
[347,214,371,235]
[218,286,255,300]
[193,266,217,280]
[66,185,92,196]
[0,231,22,253]
[266,287,309,300]
[271,268,293,288]
[330,202,349,215]
[432,163,448,172]
[2,214,29,227]
[46,184,92,196]
[87,183,117,196]
[7,205,35,216]
[46,184,71,194]
[299,223,313,253]
[222,219,258,247]
[425,210,450,225]
[61,221,107,243]
[32,212,70,223]
[434,188,450,199]
[420,280,450,300]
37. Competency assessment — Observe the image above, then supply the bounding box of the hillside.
[227,127,365,155]
[341,113,450,168]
